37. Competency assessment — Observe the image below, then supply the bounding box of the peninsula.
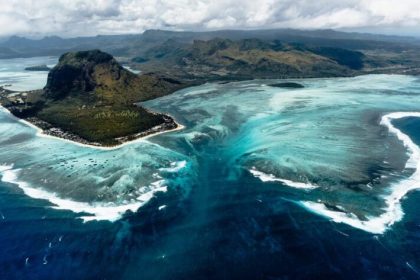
[2,32,420,148]
[0,50,186,147]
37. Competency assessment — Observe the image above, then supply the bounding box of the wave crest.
[300,112,420,234]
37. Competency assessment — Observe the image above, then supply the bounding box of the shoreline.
[298,111,420,234]
[0,105,185,151]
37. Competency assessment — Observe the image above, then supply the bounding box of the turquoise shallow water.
[1,57,420,279]
[0,57,57,91]
[144,75,420,232]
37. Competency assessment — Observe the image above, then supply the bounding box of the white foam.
[123,66,141,74]
[300,112,420,234]
[299,201,387,234]
[0,166,167,222]
[159,160,187,173]
[158,205,167,210]
[381,112,420,169]
[249,167,318,189]
[0,164,13,172]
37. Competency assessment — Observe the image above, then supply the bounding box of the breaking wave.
[249,167,319,190]
[299,112,420,234]
[0,164,167,222]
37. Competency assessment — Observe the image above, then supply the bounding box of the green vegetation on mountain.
[1,50,185,146]
[2,28,420,60]
[134,38,364,80]
[44,50,182,103]
[2,28,420,76]
[2,30,420,146]
[305,46,364,70]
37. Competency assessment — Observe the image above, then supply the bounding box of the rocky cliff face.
[44,50,130,99]
[45,49,184,105]
[3,50,185,146]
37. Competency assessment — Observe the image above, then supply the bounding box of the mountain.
[0,34,143,58]
[141,28,420,48]
[2,28,420,60]
[1,31,420,146]
[0,50,185,146]
[44,50,182,102]
[0,46,19,59]
[134,38,365,80]
[1,29,420,76]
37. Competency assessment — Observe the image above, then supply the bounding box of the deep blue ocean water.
[1,151,420,279]
[1,57,420,279]
[393,117,420,146]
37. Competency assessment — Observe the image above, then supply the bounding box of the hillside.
[1,28,420,60]
[2,29,420,77]
[133,38,366,80]
[0,50,185,146]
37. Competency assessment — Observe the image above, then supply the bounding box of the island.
[25,64,51,71]
[269,82,305,88]
[1,35,415,148]
[0,50,186,147]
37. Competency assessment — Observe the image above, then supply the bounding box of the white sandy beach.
[0,104,184,151]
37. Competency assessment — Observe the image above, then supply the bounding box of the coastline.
[0,105,185,151]
[298,111,420,234]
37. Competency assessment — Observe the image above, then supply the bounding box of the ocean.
[0,57,420,279]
